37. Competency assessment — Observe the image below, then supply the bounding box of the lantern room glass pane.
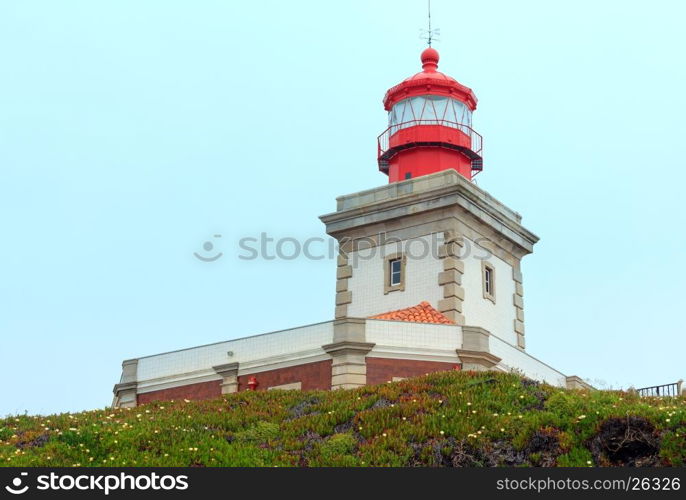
[444,101,457,123]
[389,100,408,132]
[388,104,398,126]
[455,100,470,127]
[431,96,448,121]
[409,97,425,120]
[422,97,438,121]
[395,101,406,124]
[388,96,472,133]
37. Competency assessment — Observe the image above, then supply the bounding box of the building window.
[404,172,412,180]
[484,267,493,294]
[390,258,402,286]
[482,261,496,303]
[384,253,406,294]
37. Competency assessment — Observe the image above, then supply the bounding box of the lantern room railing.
[377,119,483,166]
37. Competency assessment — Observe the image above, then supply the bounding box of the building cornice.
[320,171,538,255]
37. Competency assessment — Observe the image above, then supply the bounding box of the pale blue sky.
[1,1,685,415]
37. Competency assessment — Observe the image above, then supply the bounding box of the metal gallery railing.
[636,380,683,397]
[377,119,483,160]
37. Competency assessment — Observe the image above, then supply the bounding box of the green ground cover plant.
[2,371,684,467]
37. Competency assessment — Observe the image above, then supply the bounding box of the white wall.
[136,321,335,389]
[347,234,444,317]
[460,237,517,344]
[367,320,462,351]
[489,333,567,387]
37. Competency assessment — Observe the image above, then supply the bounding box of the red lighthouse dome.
[378,48,483,182]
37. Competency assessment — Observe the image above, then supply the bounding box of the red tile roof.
[369,301,454,325]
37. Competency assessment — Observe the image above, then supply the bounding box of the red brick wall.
[134,358,454,403]
[238,360,332,391]
[366,357,460,385]
[136,360,333,404]
[137,380,221,405]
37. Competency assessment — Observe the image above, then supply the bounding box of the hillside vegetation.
[1,371,684,467]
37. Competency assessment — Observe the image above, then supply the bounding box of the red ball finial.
[421,47,439,72]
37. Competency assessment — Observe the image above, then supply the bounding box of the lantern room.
[378,47,483,183]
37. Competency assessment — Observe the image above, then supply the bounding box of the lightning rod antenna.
[420,0,440,47]
[428,0,432,46]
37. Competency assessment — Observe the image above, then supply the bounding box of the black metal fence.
[636,381,682,397]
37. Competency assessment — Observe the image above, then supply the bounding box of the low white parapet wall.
[366,319,462,351]
[121,318,572,395]
[488,333,567,387]
[135,321,335,392]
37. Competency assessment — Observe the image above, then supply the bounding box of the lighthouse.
[322,45,540,352]
[378,47,483,183]
[112,44,593,408]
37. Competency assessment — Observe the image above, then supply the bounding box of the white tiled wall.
[490,333,567,387]
[347,234,444,317]
[366,320,462,351]
[137,322,335,383]
[460,237,517,344]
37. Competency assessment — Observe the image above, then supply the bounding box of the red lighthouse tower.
[377,47,483,183]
